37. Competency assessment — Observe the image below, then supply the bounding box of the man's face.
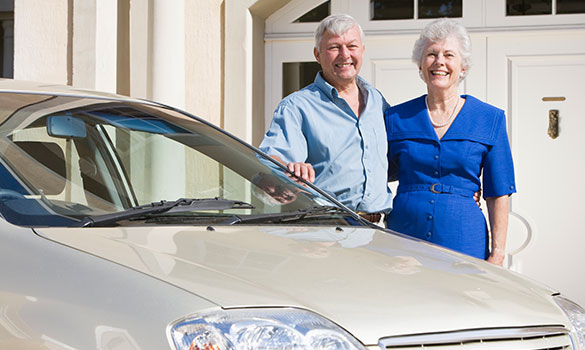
[314,26,364,88]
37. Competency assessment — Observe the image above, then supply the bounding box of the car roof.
[0,78,150,105]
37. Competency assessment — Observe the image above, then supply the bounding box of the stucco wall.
[14,0,70,84]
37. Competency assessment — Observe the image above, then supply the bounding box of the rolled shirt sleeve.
[260,101,308,164]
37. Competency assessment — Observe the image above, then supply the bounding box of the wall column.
[129,0,152,99]
[72,0,96,88]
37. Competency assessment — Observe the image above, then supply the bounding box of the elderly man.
[259,14,392,223]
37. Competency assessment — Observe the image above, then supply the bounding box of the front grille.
[378,326,573,349]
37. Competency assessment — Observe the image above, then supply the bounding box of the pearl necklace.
[425,96,459,128]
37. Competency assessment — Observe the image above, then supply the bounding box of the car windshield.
[0,92,361,227]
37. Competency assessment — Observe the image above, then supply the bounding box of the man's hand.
[473,189,482,208]
[287,162,316,183]
[269,155,316,183]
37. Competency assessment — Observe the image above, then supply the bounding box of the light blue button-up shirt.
[259,73,393,213]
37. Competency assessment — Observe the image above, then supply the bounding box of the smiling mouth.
[336,63,353,68]
[431,70,448,76]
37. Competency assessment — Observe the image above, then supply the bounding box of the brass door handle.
[548,109,559,139]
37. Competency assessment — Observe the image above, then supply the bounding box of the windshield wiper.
[220,205,354,225]
[77,197,254,227]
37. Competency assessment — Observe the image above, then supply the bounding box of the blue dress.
[385,95,516,259]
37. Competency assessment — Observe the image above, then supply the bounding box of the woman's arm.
[485,195,509,266]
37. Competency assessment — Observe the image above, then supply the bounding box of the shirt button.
[434,155,439,160]
[429,200,435,204]
[434,171,439,176]
[426,232,432,239]
[427,215,433,220]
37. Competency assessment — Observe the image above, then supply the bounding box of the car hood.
[36,225,564,345]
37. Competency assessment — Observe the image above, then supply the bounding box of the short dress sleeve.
[482,111,517,198]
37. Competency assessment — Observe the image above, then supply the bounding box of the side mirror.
[47,115,87,138]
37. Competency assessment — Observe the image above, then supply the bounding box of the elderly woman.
[385,18,516,265]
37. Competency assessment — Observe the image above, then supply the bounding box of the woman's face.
[420,36,465,92]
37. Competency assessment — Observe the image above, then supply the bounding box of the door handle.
[548,109,559,139]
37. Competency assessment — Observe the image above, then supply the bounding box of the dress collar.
[386,94,499,146]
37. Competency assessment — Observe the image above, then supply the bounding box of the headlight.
[554,295,585,350]
[168,307,367,350]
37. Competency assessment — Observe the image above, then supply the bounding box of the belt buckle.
[430,183,441,194]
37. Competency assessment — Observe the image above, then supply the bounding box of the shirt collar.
[314,72,370,101]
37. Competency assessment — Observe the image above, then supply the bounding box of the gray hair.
[412,18,472,81]
[314,14,364,51]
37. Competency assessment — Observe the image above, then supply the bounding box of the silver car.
[0,79,583,350]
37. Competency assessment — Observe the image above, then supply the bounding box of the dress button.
[427,215,433,220]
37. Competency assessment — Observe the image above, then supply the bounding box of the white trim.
[265,0,585,40]
[266,0,327,34]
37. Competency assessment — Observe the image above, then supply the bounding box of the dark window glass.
[507,0,552,15]
[294,1,330,23]
[419,0,462,18]
[557,0,585,14]
[371,0,414,20]
[282,62,321,98]
[0,13,14,78]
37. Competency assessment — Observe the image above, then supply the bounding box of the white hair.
[314,14,364,50]
[412,18,472,81]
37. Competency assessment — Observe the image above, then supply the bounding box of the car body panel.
[0,220,218,350]
[35,224,565,345]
